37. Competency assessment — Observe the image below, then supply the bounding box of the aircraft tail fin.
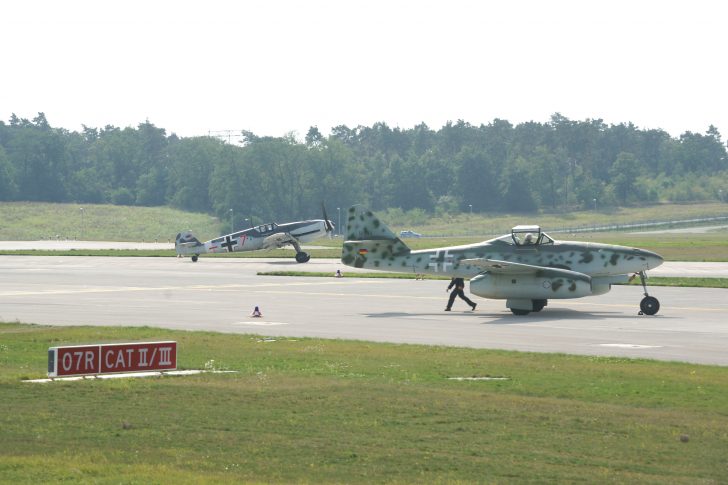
[175,231,203,255]
[341,206,410,268]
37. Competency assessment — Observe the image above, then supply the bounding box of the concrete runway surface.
[1,256,727,366]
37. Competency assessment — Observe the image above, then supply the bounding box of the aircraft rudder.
[341,205,411,268]
[344,205,399,241]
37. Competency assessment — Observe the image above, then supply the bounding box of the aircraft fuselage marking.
[428,249,454,272]
[221,236,238,252]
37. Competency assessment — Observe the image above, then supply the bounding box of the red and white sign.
[48,341,177,377]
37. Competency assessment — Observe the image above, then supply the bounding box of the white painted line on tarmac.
[250,289,443,300]
[448,376,510,381]
[597,343,663,349]
[233,321,290,326]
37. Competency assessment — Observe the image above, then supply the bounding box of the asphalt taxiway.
[1,256,727,366]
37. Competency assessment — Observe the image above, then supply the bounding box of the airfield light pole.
[720,189,723,202]
[593,198,597,211]
[337,207,341,236]
[229,208,234,233]
[469,204,472,215]
[79,207,84,240]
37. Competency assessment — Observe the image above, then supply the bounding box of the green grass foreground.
[2,323,727,483]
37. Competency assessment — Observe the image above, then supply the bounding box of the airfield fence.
[547,215,728,234]
[425,215,728,238]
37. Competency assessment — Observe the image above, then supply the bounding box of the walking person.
[445,277,477,311]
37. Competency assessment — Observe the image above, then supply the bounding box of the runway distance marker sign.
[48,341,177,377]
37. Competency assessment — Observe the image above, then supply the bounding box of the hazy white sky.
[2,0,727,140]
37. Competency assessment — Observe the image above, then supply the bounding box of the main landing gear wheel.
[636,270,660,315]
[295,251,311,263]
[532,299,547,312]
[640,296,660,316]
[191,254,199,262]
[511,308,530,316]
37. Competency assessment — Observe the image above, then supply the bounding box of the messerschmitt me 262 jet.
[341,206,664,315]
[176,206,335,263]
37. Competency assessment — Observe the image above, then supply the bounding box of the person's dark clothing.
[446,277,476,310]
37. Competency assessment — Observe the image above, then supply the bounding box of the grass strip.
[0,248,341,258]
[259,270,450,280]
[1,322,727,483]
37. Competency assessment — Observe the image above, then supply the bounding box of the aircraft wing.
[461,258,591,282]
[261,232,298,250]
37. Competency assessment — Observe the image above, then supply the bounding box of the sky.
[2,0,727,141]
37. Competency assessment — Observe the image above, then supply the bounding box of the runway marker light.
[251,306,263,318]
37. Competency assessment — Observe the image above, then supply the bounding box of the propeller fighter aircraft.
[176,206,335,263]
[341,206,664,315]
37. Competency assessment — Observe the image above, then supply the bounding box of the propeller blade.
[322,202,334,233]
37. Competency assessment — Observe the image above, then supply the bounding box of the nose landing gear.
[636,271,660,315]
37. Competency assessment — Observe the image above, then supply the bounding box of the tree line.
[1,112,726,225]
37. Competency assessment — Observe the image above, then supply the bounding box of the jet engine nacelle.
[469,273,592,300]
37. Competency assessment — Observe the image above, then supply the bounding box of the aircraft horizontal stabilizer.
[461,258,591,283]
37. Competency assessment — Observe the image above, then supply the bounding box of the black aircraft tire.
[640,296,660,315]
[510,308,531,316]
[532,299,547,312]
[191,255,199,262]
[295,252,311,263]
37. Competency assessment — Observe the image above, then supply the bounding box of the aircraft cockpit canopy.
[500,225,555,246]
[256,223,278,234]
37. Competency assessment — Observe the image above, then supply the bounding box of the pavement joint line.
[0,279,389,297]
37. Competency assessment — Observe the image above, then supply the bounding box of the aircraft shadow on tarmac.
[364,308,668,324]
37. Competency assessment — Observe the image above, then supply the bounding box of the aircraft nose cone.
[639,248,664,269]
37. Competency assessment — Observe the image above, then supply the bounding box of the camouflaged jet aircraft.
[176,207,334,263]
[341,206,664,315]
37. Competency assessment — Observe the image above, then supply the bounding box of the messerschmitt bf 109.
[176,206,335,263]
[341,206,664,315]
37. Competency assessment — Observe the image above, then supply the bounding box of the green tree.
[167,137,223,211]
[455,147,498,212]
[0,145,18,200]
[608,152,642,205]
[5,114,67,201]
[499,156,537,213]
